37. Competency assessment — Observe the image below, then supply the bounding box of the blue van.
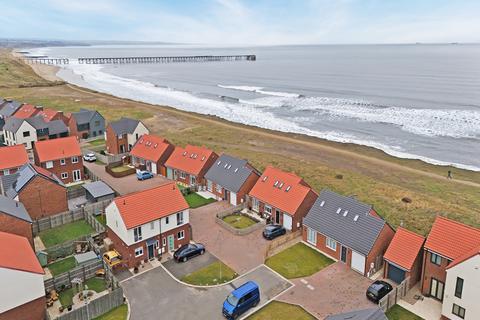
[222,281,260,319]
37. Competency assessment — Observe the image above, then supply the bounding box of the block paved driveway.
[276,262,375,319]
[122,265,292,320]
[189,202,269,274]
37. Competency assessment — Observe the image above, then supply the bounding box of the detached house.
[106,183,190,268]
[0,196,33,248]
[204,154,260,206]
[106,117,149,154]
[248,166,318,231]
[12,104,42,119]
[303,189,394,277]
[0,145,29,176]
[33,136,84,184]
[37,108,69,125]
[0,100,22,119]
[68,108,105,139]
[165,145,218,188]
[130,135,174,176]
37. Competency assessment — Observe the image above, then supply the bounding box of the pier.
[77,55,256,64]
[24,58,70,65]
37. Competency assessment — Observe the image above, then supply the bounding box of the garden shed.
[82,181,115,203]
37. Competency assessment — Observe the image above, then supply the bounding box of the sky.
[0,0,479,45]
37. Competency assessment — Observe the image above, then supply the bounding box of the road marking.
[307,284,315,290]
[300,279,308,285]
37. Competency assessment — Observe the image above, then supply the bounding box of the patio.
[398,284,442,320]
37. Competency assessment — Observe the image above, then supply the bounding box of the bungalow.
[204,154,260,206]
[0,145,29,176]
[33,136,84,184]
[303,189,395,277]
[325,308,387,320]
[105,117,149,154]
[105,183,190,268]
[164,145,218,188]
[383,227,425,287]
[420,216,480,302]
[248,166,318,231]
[0,100,22,119]
[0,196,33,248]
[0,232,45,320]
[68,108,105,139]
[130,134,174,176]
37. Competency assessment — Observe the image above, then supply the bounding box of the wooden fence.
[44,259,104,292]
[378,277,411,312]
[105,161,135,178]
[83,148,128,165]
[264,229,302,259]
[45,235,91,261]
[67,186,86,200]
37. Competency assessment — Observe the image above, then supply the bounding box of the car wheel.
[253,299,259,307]
[200,249,205,255]
[183,257,187,262]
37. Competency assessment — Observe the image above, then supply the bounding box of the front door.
[72,169,81,182]
[430,278,445,301]
[168,235,175,252]
[224,189,229,201]
[147,244,155,260]
[341,246,347,263]
[275,210,281,224]
[252,198,259,212]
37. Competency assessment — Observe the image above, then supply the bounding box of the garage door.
[283,214,292,230]
[387,263,406,284]
[351,251,366,274]
[229,191,237,206]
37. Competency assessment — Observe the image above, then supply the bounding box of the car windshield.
[265,225,277,231]
[226,294,239,306]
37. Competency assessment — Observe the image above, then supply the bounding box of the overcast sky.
[1,0,479,45]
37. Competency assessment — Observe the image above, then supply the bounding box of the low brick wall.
[215,209,265,236]
[105,161,136,178]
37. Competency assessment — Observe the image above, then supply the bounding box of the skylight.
[262,176,268,182]
[227,164,231,169]
[343,210,348,217]
[182,151,187,156]
[224,163,228,168]
[278,182,284,188]
[274,181,279,187]
[234,168,239,173]
[354,215,359,222]
[320,200,325,207]
[201,156,206,161]
[217,160,221,165]
[336,208,342,214]
[153,143,158,148]
[285,185,291,192]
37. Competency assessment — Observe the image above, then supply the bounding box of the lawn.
[246,301,316,320]
[181,261,238,285]
[222,214,257,229]
[88,138,106,147]
[265,243,334,279]
[39,220,95,248]
[59,277,107,307]
[48,256,76,276]
[111,165,132,173]
[184,192,216,208]
[386,305,424,320]
[93,304,128,320]
[95,214,107,226]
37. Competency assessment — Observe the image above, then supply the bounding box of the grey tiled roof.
[0,100,22,117]
[3,117,24,132]
[0,118,4,131]
[0,195,32,223]
[5,164,65,198]
[110,117,141,135]
[72,109,96,125]
[325,308,387,320]
[303,189,386,256]
[83,181,115,198]
[204,154,259,193]
[47,119,68,135]
[26,116,48,130]
[0,172,19,193]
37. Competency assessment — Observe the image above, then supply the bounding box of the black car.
[174,243,205,262]
[262,224,286,240]
[366,280,393,303]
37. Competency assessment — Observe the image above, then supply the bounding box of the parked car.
[103,250,122,268]
[262,224,286,240]
[366,280,393,303]
[223,281,260,319]
[136,170,153,180]
[174,243,205,262]
[83,152,96,162]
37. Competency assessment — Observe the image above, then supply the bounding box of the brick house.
[105,118,149,154]
[68,109,105,139]
[105,183,191,268]
[37,108,69,125]
[303,189,395,277]
[129,134,174,176]
[12,104,42,119]
[33,136,84,184]
[164,145,218,189]
[0,232,45,320]
[204,154,260,206]
[420,216,480,302]
[0,145,29,176]
[0,196,33,248]
[248,166,318,231]
[383,227,425,287]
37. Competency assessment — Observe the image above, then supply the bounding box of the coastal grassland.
[1,49,479,235]
[0,50,54,87]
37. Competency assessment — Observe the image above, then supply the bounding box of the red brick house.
[420,216,480,302]
[0,232,45,320]
[105,118,149,155]
[105,183,191,268]
[248,166,318,232]
[0,145,29,176]
[33,136,84,184]
[164,145,218,189]
[12,104,42,119]
[0,196,33,248]
[383,227,425,287]
[37,108,69,125]
[129,134,174,176]
[303,189,395,277]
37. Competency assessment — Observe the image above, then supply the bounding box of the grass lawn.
[95,214,107,226]
[59,277,107,307]
[222,214,257,229]
[246,301,316,320]
[265,243,334,279]
[184,192,216,208]
[48,256,76,276]
[386,305,424,320]
[111,165,132,173]
[88,138,106,147]
[181,261,238,285]
[93,304,128,320]
[39,220,95,248]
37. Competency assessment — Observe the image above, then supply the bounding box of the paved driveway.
[277,262,375,319]
[190,202,269,274]
[163,252,219,279]
[122,265,292,320]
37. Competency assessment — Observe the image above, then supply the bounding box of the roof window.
[227,164,231,169]
[262,176,268,182]
[182,151,187,156]
[343,210,349,217]
[336,208,342,214]
[153,143,158,148]
[354,215,359,222]
[274,181,279,187]
[320,200,325,207]
[201,156,206,161]
[278,182,284,188]
[234,168,239,173]
[217,160,221,165]
[285,185,291,192]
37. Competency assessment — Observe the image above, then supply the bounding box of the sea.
[27,44,480,171]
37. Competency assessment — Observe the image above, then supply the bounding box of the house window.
[150,222,154,230]
[60,158,66,166]
[179,172,186,179]
[61,172,68,180]
[215,184,222,193]
[162,237,166,247]
[165,216,169,224]
[134,226,142,242]
[430,253,442,265]
[177,230,185,240]
[95,120,100,127]
[23,131,30,137]
[3,169,10,175]
[264,205,272,215]
[307,228,317,245]
[452,304,466,319]
[71,156,79,164]
[190,175,196,186]
[155,240,160,249]
[455,277,464,298]
[134,247,143,257]
[46,161,53,169]
[326,237,337,251]
[177,212,184,225]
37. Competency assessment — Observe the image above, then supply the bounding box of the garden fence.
[44,259,104,292]
[378,277,411,312]
[264,229,302,259]
[45,235,92,261]
[67,186,86,200]
[83,148,128,165]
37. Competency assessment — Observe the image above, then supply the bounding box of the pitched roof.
[303,189,387,256]
[205,154,259,193]
[0,145,29,171]
[446,245,480,269]
[0,196,32,223]
[248,166,314,215]
[47,119,68,135]
[71,109,100,125]
[130,134,172,162]
[34,136,81,162]
[83,181,115,199]
[109,117,142,135]
[13,104,41,119]
[383,227,425,271]
[0,100,22,117]
[113,182,188,229]
[3,117,27,133]
[37,108,62,122]
[0,232,43,274]
[325,308,387,320]
[424,216,480,260]
[5,164,65,198]
[165,145,217,176]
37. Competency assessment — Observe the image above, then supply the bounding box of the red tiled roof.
[13,104,41,119]
[114,182,188,229]
[38,108,60,122]
[34,136,81,162]
[424,216,480,260]
[248,166,313,215]
[384,227,425,271]
[0,232,44,274]
[129,134,171,162]
[447,245,480,269]
[165,145,216,176]
[0,145,29,171]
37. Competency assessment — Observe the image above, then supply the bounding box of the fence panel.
[67,187,86,200]
[264,229,302,259]
[378,277,410,312]
[44,259,104,292]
